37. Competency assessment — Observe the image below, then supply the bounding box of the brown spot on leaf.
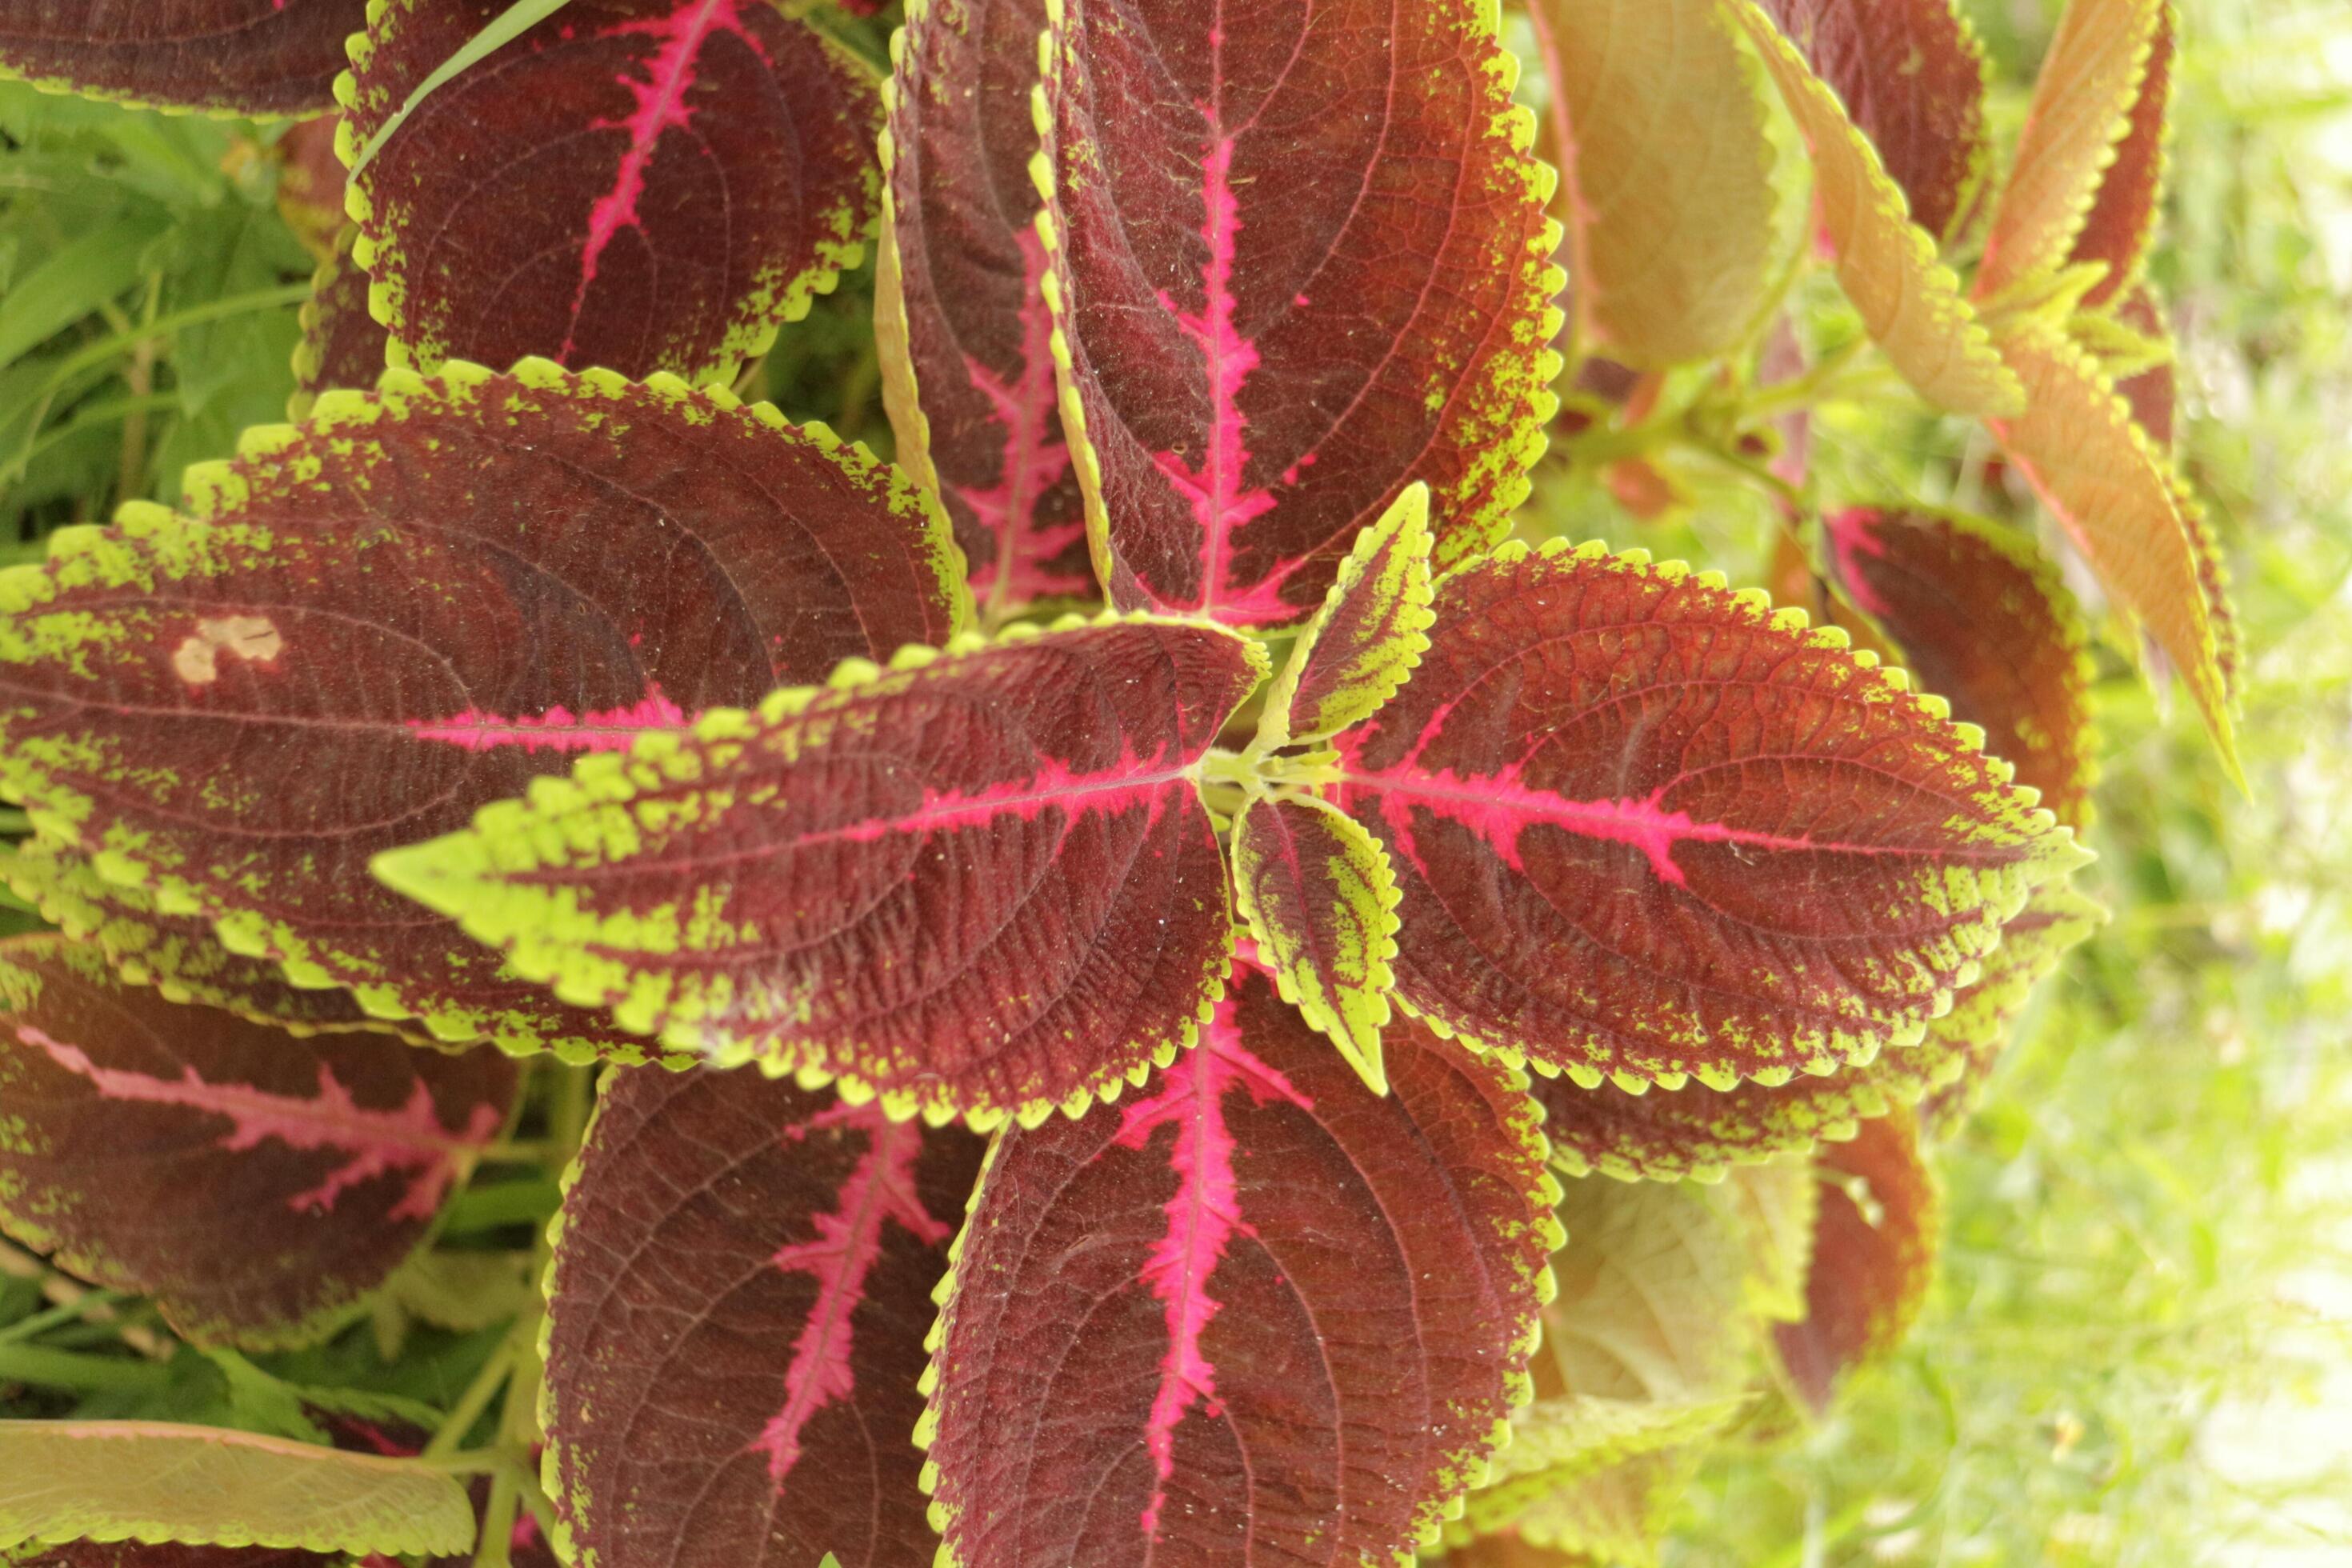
[173,615,282,686]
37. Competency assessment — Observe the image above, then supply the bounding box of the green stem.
[422,1338,516,1460]
[0,1289,123,1346]
[0,1342,174,1394]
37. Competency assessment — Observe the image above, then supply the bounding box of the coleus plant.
[0,0,2219,1562]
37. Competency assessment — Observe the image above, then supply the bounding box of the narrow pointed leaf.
[1758,0,1990,242]
[0,938,515,1348]
[1988,322,2238,765]
[1727,0,2021,416]
[2110,284,2177,450]
[0,1422,471,1558]
[339,0,882,383]
[1772,1108,1941,1412]
[1822,506,2097,827]
[376,618,1266,1127]
[1258,484,1435,754]
[543,1066,983,1568]
[921,968,1560,1565]
[0,1,366,115]
[1525,0,1779,368]
[0,363,962,1059]
[1038,0,1564,626]
[1976,0,2163,303]
[1329,540,2084,1092]
[1230,798,1399,1094]
[877,0,1093,617]
[2069,3,2173,307]
[289,227,390,420]
[1529,883,2105,1180]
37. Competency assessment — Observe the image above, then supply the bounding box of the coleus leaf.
[1821,506,2097,828]
[0,936,515,1348]
[338,0,882,383]
[0,1,366,116]
[1257,484,1435,754]
[8,1545,339,1566]
[1037,0,1565,626]
[1230,799,1401,1094]
[919,966,1561,1565]
[1326,538,2086,1092]
[1523,0,1779,369]
[1528,883,2105,1181]
[1757,0,1990,244]
[1441,1529,1602,1567]
[1974,0,2164,305]
[1987,322,2239,768]
[1772,1107,1941,1413]
[877,0,1094,618]
[273,115,349,262]
[1458,1450,1695,1568]
[1726,0,2022,417]
[2110,284,2177,450]
[0,362,963,1059]
[376,616,1267,1127]
[0,1422,472,1559]
[542,1065,983,1568]
[2068,3,2173,309]
[289,227,390,420]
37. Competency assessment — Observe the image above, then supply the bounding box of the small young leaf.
[1987,322,2238,768]
[1727,0,2022,417]
[2068,3,2173,308]
[375,618,1267,1127]
[1917,884,2109,1132]
[0,1,366,116]
[1524,0,1779,368]
[0,937,515,1348]
[1256,483,1435,754]
[920,968,1560,1565]
[543,1066,982,1568]
[1822,506,2097,828]
[1328,540,2086,1092]
[0,1422,473,1558]
[1772,1108,1941,1412]
[0,362,962,1059]
[877,0,1094,618]
[1758,0,1991,243]
[338,0,882,383]
[1230,798,1400,1094]
[1038,0,1564,626]
[1976,0,2165,304]
[287,227,390,420]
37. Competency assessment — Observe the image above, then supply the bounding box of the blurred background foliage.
[0,0,2347,1562]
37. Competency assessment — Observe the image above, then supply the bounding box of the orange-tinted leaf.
[2069,2,2173,307]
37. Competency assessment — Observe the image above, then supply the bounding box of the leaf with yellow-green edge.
[0,2,366,118]
[1458,1448,1697,1568]
[2066,2,2174,310]
[1975,0,2165,306]
[1522,0,1778,370]
[1529,882,2104,1181]
[2106,285,2178,451]
[374,616,1268,1130]
[5,1544,347,1566]
[1988,322,2239,772]
[1230,796,1400,1095]
[287,226,390,421]
[0,361,965,1063]
[0,1422,472,1558]
[1725,0,2022,417]
[1256,482,1434,754]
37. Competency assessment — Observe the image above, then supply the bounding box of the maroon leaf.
[273,115,348,262]
[543,1065,983,1568]
[878,0,1094,618]
[2112,285,2176,450]
[1822,506,2096,828]
[339,0,882,383]
[921,966,1559,1565]
[0,362,963,1060]
[0,0,365,115]
[2068,1,2173,309]
[0,936,515,1348]
[375,617,1267,1127]
[1772,1108,1940,1413]
[1037,0,1563,626]
[289,226,390,419]
[1758,0,1990,242]
[1326,539,2085,1092]
[9,1548,337,1567]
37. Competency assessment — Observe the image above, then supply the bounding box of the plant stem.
[0,1343,174,1394]
[422,1339,516,1460]
[0,1289,125,1346]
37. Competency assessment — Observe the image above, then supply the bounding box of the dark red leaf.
[543,1065,982,1568]
[922,966,1559,1565]
[1772,1109,1940,1413]
[878,0,1094,617]
[0,363,962,1060]
[1758,0,1990,242]
[0,0,365,115]
[340,0,882,383]
[273,115,347,262]
[290,226,390,419]
[0,936,515,1348]
[1038,0,1563,626]
[1328,540,2085,1092]
[2112,286,2176,450]
[375,617,1266,1127]
[2067,1,2173,308]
